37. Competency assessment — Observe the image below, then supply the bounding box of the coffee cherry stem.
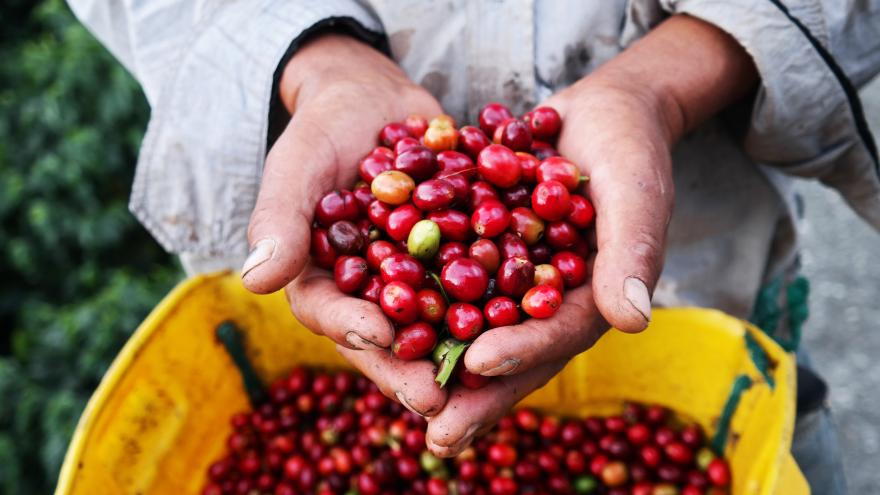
[434,339,469,388]
[427,271,451,304]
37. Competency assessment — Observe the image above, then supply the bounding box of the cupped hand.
[241,34,447,417]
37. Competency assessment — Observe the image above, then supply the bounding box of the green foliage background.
[0,1,180,492]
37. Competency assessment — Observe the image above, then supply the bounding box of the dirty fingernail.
[241,239,276,278]
[345,332,382,350]
[428,423,481,457]
[482,358,520,376]
[395,391,435,417]
[624,277,651,323]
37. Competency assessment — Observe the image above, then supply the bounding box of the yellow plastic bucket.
[56,272,808,494]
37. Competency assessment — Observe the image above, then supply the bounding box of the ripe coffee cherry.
[371,170,415,205]
[516,152,541,184]
[680,424,704,449]
[413,179,456,211]
[533,264,564,292]
[521,284,562,319]
[386,204,422,242]
[437,150,476,178]
[601,461,629,488]
[469,181,501,210]
[380,253,425,289]
[438,242,468,266]
[417,289,447,324]
[478,144,522,188]
[469,239,501,274]
[509,207,545,245]
[551,251,587,288]
[366,200,393,229]
[488,443,518,467]
[334,256,370,294]
[567,194,595,228]
[458,125,491,159]
[358,275,384,304]
[436,172,469,205]
[497,256,536,297]
[365,240,398,272]
[316,190,359,227]
[626,423,652,445]
[528,242,553,265]
[395,146,437,181]
[310,228,338,269]
[446,302,485,341]
[478,103,514,136]
[666,442,693,464]
[379,281,419,325]
[352,184,375,213]
[404,114,429,138]
[537,157,581,191]
[359,152,394,184]
[440,258,489,302]
[484,296,520,328]
[472,200,510,238]
[327,220,365,255]
[422,209,467,242]
[494,118,532,151]
[523,106,562,139]
[532,142,560,160]
[706,459,731,487]
[545,221,579,250]
[393,322,438,360]
[532,180,572,221]
[356,218,380,243]
[408,219,441,260]
[379,123,411,147]
[457,367,490,389]
[497,233,529,260]
[395,136,421,155]
[499,184,530,209]
[424,115,459,152]
[640,444,663,468]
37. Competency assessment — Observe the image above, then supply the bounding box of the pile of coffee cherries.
[311,103,595,387]
[202,367,732,495]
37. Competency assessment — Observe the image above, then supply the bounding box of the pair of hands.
[241,16,756,457]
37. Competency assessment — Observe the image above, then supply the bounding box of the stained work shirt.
[68,0,880,320]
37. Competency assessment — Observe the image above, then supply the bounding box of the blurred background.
[0,1,877,493]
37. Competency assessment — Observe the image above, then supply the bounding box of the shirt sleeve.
[67,0,387,259]
[625,0,880,230]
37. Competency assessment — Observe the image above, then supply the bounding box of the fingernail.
[624,277,651,322]
[482,358,520,377]
[428,423,481,457]
[241,239,276,278]
[395,391,436,417]
[345,332,382,350]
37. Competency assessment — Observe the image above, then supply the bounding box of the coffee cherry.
[393,322,438,360]
[484,296,520,328]
[680,424,704,450]
[567,194,595,228]
[521,284,562,319]
[408,219,441,260]
[532,142,560,160]
[359,152,394,184]
[417,289,448,324]
[334,256,369,294]
[379,123,410,147]
[395,145,438,181]
[478,144,522,188]
[405,114,429,138]
[509,207,545,245]
[458,125,491,159]
[533,264,564,292]
[426,209,470,242]
[310,228,338,269]
[551,251,588,288]
[436,150,476,177]
[440,258,489,302]
[371,170,415,205]
[666,442,694,464]
[352,184,375,214]
[424,115,459,152]
[366,200,393,229]
[601,461,629,487]
[447,302,485,341]
[469,239,501,274]
[545,221,579,250]
[495,119,532,151]
[523,106,562,139]
[438,242,468,265]
[379,281,419,325]
[532,180,572,221]
[497,232,529,260]
[528,242,553,265]
[412,179,457,211]
[695,447,716,471]
[386,204,422,242]
[537,157,581,191]
[359,275,384,304]
[316,190,360,226]
[469,181,501,210]
[478,103,514,136]
[457,367,490,389]
[472,200,510,238]
[497,256,536,297]
[379,253,425,289]
[706,459,731,487]
[626,423,652,446]
[328,220,365,255]
[365,240,398,272]
[516,152,541,184]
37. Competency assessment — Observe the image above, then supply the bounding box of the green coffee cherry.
[573,475,598,493]
[407,219,441,260]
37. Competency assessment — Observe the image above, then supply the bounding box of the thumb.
[241,113,340,294]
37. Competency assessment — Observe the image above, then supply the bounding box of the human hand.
[241,34,449,417]
[425,15,758,457]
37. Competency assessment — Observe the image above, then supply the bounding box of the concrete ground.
[797,76,880,494]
